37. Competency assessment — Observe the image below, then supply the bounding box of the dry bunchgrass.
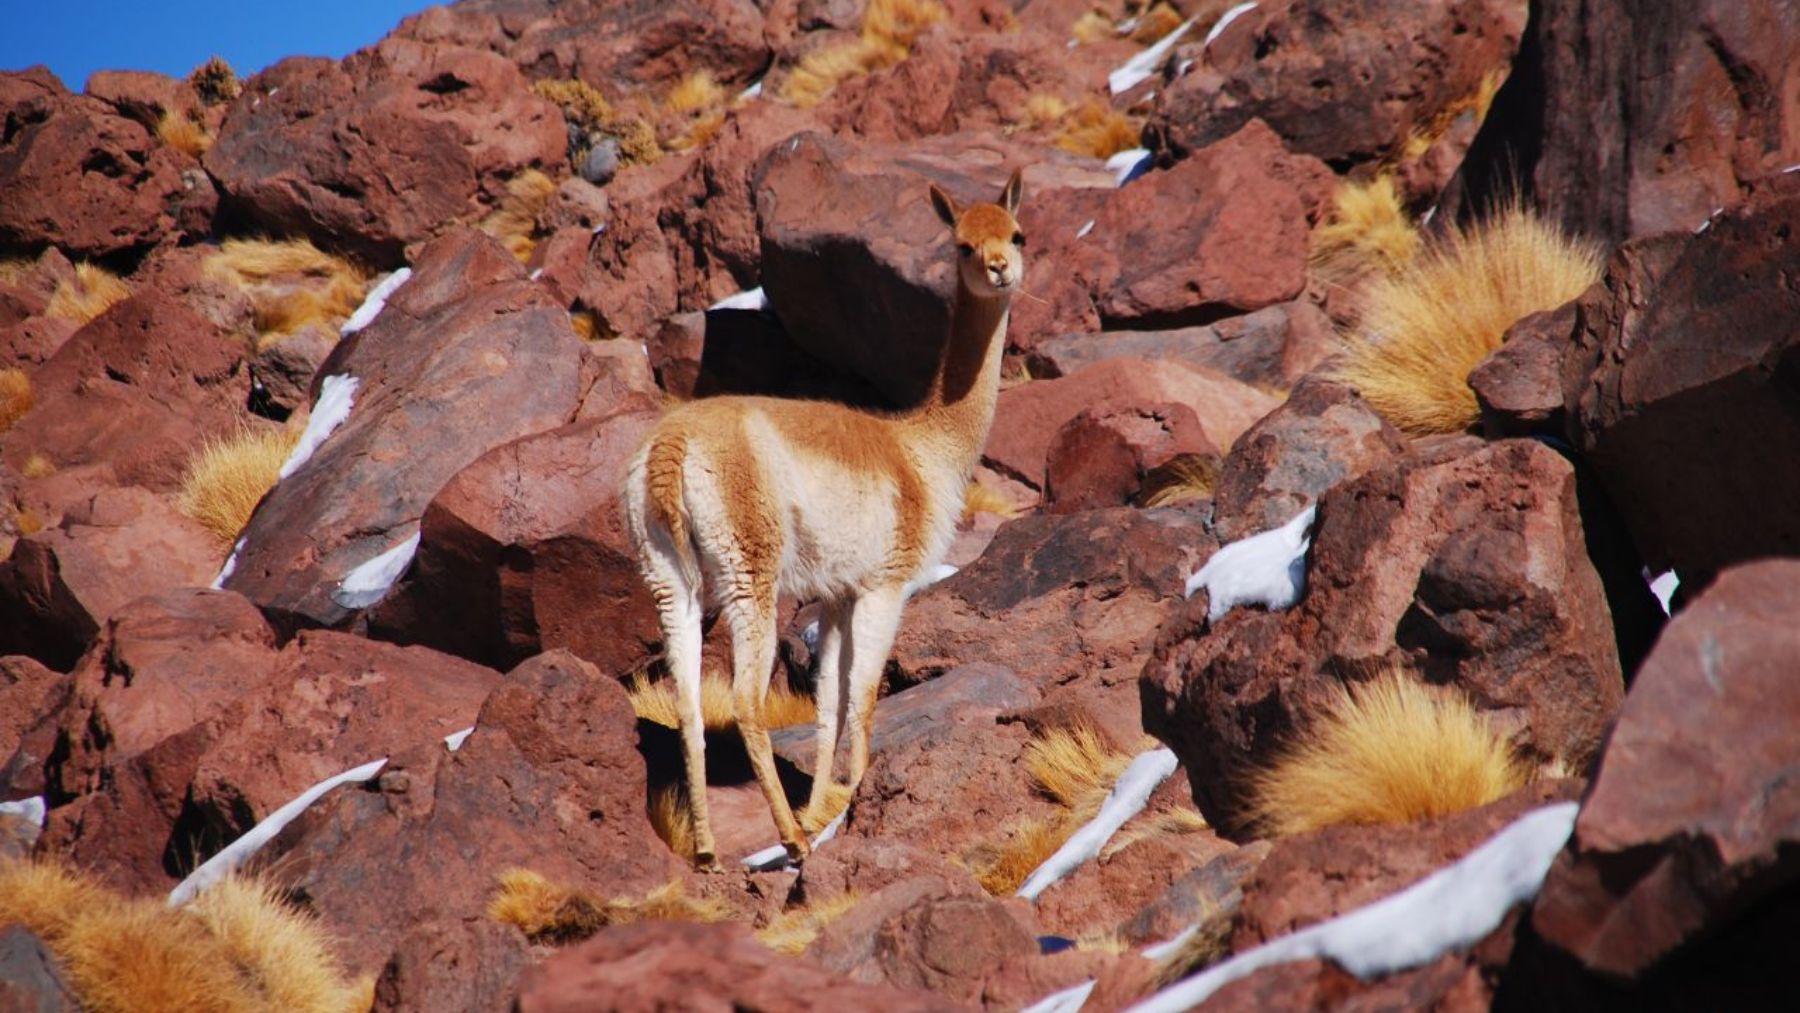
[1071,11,1117,45]
[1310,175,1421,283]
[1152,901,1235,985]
[961,480,1021,524]
[1139,453,1221,508]
[798,779,855,836]
[661,72,729,152]
[177,426,302,545]
[45,263,131,325]
[488,869,728,945]
[1053,99,1142,160]
[1247,670,1528,838]
[0,368,31,434]
[569,309,601,342]
[780,0,947,107]
[965,725,1137,894]
[1101,804,1208,858]
[21,453,56,478]
[0,257,34,286]
[203,238,370,347]
[1331,203,1601,434]
[190,56,241,105]
[157,109,211,157]
[627,671,818,732]
[0,859,369,1013]
[1020,93,1070,129]
[1400,68,1507,162]
[647,782,699,860]
[755,891,861,954]
[1129,3,1188,44]
[534,78,663,168]
[480,169,557,263]
[967,813,1075,895]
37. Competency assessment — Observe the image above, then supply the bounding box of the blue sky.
[1,1,437,92]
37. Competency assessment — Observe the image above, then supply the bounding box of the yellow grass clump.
[1129,4,1188,44]
[1310,175,1421,282]
[45,263,131,325]
[780,0,947,107]
[569,309,601,342]
[488,869,728,945]
[1248,670,1528,838]
[647,782,699,860]
[190,56,241,105]
[21,453,56,478]
[0,257,34,286]
[1139,453,1222,508]
[157,109,211,157]
[756,891,861,954]
[479,169,557,263]
[1331,203,1601,434]
[627,671,818,732]
[966,814,1075,896]
[534,78,663,168]
[662,71,729,151]
[1100,804,1208,858]
[203,238,370,348]
[1400,68,1507,162]
[177,426,302,545]
[1020,93,1070,129]
[0,368,31,434]
[961,479,1021,524]
[1053,99,1142,160]
[965,725,1136,895]
[1071,11,1116,45]
[0,859,370,1013]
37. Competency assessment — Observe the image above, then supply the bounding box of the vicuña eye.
[957,242,975,255]
[1012,232,1026,247]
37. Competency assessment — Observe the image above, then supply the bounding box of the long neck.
[904,285,1010,474]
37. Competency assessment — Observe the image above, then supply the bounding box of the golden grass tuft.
[480,169,557,263]
[1248,670,1528,838]
[627,671,818,732]
[660,72,729,152]
[1400,68,1507,162]
[1020,93,1070,129]
[1100,804,1208,858]
[45,263,131,325]
[0,368,32,434]
[177,426,302,545]
[1152,903,1234,985]
[798,779,854,836]
[1310,175,1421,282]
[647,782,699,860]
[966,814,1075,896]
[755,891,861,955]
[964,724,1137,895]
[488,869,728,945]
[0,859,369,1013]
[156,109,211,157]
[1071,11,1117,45]
[569,309,601,342]
[1129,4,1188,44]
[1139,453,1221,508]
[1053,99,1142,160]
[0,257,34,286]
[190,56,241,105]
[534,78,663,168]
[21,453,56,479]
[780,0,947,107]
[1330,202,1602,435]
[961,479,1021,524]
[664,70,726,117]
[203,238,370,347]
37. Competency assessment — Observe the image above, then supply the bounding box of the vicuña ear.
[1000,168,1024,215]
[929,184,960,228]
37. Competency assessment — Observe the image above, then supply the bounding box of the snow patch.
[1185,504,1316,623]
[529,268,543,281]
[1107,147,1153,186]
[0,795,46,828]
[340,267,412,337]
[742,810,847,871]
[444,726,475,752]
[1017,746,1179,900]
[1123,802,1580,1013]
[1076,219,1096,240]
[710,286,769,312]
[211,536,247,590]
[1204,2,1260,46]
[1421,203,1439,227]
[331,531,422,610]
[169,757,389,908]
[1140,923,1200,963]
[279,374,359,480]
[738,79,764,101]
[1021,980,1099,1013]
[1648,569,1680,615]
[904,562,959,599]
[1108,17,1198,94]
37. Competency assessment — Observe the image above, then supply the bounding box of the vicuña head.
[622,168,1027,869]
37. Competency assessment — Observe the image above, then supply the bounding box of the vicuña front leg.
[844,585,907,790]
[729,589,809,862]
[659,582,718,870]
[804,601,849,819]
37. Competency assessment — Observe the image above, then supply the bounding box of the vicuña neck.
[904,285,1010,471]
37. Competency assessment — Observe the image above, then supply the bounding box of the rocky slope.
[3,0,1798,1010]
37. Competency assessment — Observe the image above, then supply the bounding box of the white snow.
[1107,148,1153,185]
[1784,163,1800,174]
[1204,2,1260,46]
[1076,219,1096,240]
[1421,203,1439,227]
[709,286,769,312]
[904,562,959,599]
[1140,923,1201,963]
[1648,569,1680,615]
[1184,503,1316,623]
[741,810,848,871]
[168,757,390,908]
[1176,58,1194,77]
[331,531,422,610]
[1017,747,1179,901]
[278,373,359,480]
[211,536,247,590]
[444,726,475,752]
[529,267,544,281]
[1109,17,1197,94]
[0,795,46,828]
[340,267,411,337]
[1695,208,1725,234]
[1123,802,1579,1013]
[738,79,764,101]
[1021,980,1099,1013]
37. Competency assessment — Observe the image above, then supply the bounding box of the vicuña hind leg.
[843,585,907,790]
[804,600,849,819]
[728,586,808,861]
[656,577,718,870]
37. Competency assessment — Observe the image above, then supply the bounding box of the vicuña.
[623,169,1028,867]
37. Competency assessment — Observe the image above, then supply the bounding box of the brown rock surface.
[370,917,531,1013]
[1562,176,1800,578]
[808,874,1035,1002]
[222,230,586,631]
[369,410,661,674]
[1470,304,1576,438]
[0,656,64,773]
[1025,300,1338,389]
[1532,559,1800,978]
[1144,438,1624,829]
[1042,401,1217,513]
[0,925,79,1013]
[515,920,959,1013]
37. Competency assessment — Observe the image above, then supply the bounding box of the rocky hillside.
[3,0,1798,1010]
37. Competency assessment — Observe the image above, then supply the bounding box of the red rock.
[1144,438,1625,830]
[0,67,66,115]
[222,230,586,631]
[796,835,985,905]
[1448,0,1800,243]
[0,317,76,371]
[0,926,79,1013]
[544,153,694,345]
[367,411,661,674]
[85,70,195,127]
[1209,376,1407,543]
[1150,0,1525,170]
[205,42,565,264]
[1121,840,1272,949]
[809,874,1034,1002]
[0,487,220,671]
[1043,400,1217,513]
[1026,300,1338,389]
[1032,823,1236,942]
[986,358,1278,492]
[515,920,958,1013]
[0,291,252,492]
[1562,175,1800,579]
[0,656,65,786]
[1470,305,1576,438]
[371,918,530,1013]
[651,309,891,408]
[1188,945,1508,1013]
[1532,559,1800,978]
[272,651,680,977]
[0,91,214,258]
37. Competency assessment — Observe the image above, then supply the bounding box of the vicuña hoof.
[694,853,724,874]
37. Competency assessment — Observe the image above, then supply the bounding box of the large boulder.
[1143,438,1625,830]
[1561,175,1800,579]
[1043,401,1216,513]
[222,230,587,631]
[1025,300,1338,390]
[1449,0,1800,244]
[205,41,566,264]
[1532,559,1800,978]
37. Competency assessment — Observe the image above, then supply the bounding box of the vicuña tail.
[643,433,700,587]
